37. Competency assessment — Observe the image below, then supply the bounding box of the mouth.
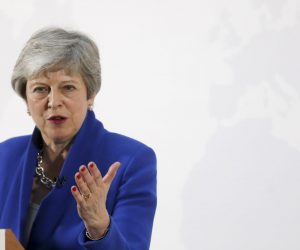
[47,115,67,124]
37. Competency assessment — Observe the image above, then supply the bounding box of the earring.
[27,109,31,116]
[88,104,93,111]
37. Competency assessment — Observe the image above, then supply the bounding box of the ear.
[26,106,31,116]
[87,95,96,106]
[87,95,96,111]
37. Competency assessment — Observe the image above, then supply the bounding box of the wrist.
[85,214,110,240]
[85,218,110,241]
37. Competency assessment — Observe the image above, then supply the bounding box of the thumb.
[103,162,121,186]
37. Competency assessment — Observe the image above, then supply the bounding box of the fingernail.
[80,166,86,172]
[89,162,94,168]
[72,186,77,192]
[76,173,81,179]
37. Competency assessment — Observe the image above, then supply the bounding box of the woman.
[0,28,157,250]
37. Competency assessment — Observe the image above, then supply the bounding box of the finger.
[75,170,92,197]
[71,185,85,206]
[103,162,121,186]
[79,165,98,193]
[87,162,103,187]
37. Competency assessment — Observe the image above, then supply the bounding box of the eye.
[33,86,49,93]
[63,84,76,91]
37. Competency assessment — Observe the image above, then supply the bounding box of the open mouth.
[47,115,67,123]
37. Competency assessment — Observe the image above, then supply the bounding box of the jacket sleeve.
[78,146,157,250]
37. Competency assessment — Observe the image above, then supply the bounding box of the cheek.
[27,100,46,117]
[71,97,88,111]
[70,102,88,124]
[29,102,40,112]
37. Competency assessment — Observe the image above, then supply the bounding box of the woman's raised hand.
[71,161,121,239]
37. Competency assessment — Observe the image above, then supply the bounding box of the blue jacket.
[0,111,157,249]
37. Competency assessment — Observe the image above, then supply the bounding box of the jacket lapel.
[28,111,106,246]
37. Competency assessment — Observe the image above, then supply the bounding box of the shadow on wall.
[182,119,300,250]
[210,3,300,120]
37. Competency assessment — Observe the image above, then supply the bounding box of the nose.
[47,89,63,110]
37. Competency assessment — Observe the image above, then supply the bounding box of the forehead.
[29,69,82,82]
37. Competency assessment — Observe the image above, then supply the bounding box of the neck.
[39,142,70,178]
[43,141,70,164]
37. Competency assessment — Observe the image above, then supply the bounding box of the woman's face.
[26,69,95,146]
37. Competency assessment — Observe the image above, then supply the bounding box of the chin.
[43,129,77,145]
[48,133,75,145]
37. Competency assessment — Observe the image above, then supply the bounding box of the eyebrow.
[29,79,80,84]
[60,80,80,84]
[27,80,47,85]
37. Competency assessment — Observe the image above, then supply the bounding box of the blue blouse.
[0,111,157,250]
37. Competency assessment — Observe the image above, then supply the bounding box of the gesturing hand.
[71,161,121,239]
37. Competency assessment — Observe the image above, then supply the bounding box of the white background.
[1,0,300,249]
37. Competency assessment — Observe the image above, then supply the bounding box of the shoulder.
[103,131,145,148]
[84,112,156,158]
[102,130,156,159]
[0,136,31,180]
[0,135,31,147]
[0,135,31,156]
[102,131,157,181]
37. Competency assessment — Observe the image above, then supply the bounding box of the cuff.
[78,217,127,250]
